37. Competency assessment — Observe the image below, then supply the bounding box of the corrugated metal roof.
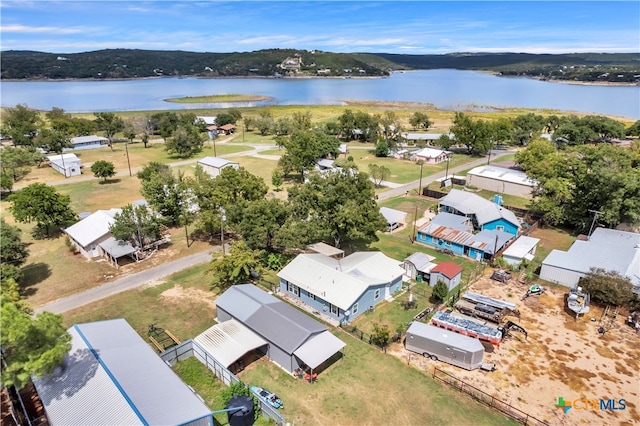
[503,236,540,259]
[380,207,407,225]
[542,228,640,286]
[194,319,267,367]
[64,209,121,247]
[306,242,344,257]
[467,165,536,186]
[439,189,520,229]
[216,285,329,354]
[71,135,108,144]
[278,252,404,310]
[47,153,81,168]
[197,156,238,169]
[414,147,449,159]
[33,319,212,426]
[293,331,346,369]
[431,212,473,232]
[404,252,436,272]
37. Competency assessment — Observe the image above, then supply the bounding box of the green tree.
[409,111,432,131]
[278,129,341,182]
[91,160,116,181]
[0,104,40,146]
[139,167,189,225]
[0,147,42,185]
[36,128,72,154]
[137,161,171,182]
[0,219,29,267]
[512,113,546,145]
[368,163,390,187]
[109,204,162,249]
[94,112,124,149]
[215,112,236,126]
[449,112,491,155]
[0,302,72,389]
[371,323,391,353]
[432,280,449,302]
[165,125,204,158]
[374,141,390,157]
[271,169,283,191]
[226,199,290,252]
[579,268,635,307]
[209,241,263,292]
[287,167,386,248]
[626,120,640,137]
[379,110,402,148]
[292,111,313,131]
[9,183,76,237]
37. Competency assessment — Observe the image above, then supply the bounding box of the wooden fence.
[432,367,549,425]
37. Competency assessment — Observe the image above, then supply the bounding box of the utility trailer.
[405,322,487,371]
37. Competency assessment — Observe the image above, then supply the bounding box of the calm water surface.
[2,70,639,119]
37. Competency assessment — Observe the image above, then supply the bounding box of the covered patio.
[98,237,138,268]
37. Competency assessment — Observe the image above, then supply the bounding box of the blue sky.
[1,1,638,54]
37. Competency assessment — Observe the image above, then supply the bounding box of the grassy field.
[165,94,270,103]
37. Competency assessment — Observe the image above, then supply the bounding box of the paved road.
[34,248,215,314]
[377,151,511,201]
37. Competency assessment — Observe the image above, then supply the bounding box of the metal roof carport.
[293,331,346,369]
[194,319,268,367]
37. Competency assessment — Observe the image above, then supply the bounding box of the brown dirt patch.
[160,285,216,310]
[388,274,640,425]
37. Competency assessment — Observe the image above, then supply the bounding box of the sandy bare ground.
[388,275,640,425]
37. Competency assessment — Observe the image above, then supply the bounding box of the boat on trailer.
[567,286,590,317]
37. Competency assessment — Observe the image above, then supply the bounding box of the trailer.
[405,322,485,370]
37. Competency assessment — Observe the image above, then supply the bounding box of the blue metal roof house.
[438,189,521,236]
[215,284,346,374]
[277,252,405,323]
[416,212,514,261]
[31,319,213,426]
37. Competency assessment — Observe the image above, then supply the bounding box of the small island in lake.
[164,94,272,103]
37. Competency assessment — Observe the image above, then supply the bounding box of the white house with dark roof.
[466,165,537,198]
[278,252,405,323]
[215,284,346,375]
[32,319,213,426]
[196,156,239,178]
[540,228,640,293]
[438,188,521,236]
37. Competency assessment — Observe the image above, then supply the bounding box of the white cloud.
[1,24,85,35]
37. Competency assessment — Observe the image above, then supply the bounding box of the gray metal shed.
[215,285,346,373]
[32,319,213,426]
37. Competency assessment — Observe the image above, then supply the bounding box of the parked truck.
[405,321,486,370]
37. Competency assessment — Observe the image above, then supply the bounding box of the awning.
[99,237,136,259]
[293,331,346,370]
[194,319,267,367]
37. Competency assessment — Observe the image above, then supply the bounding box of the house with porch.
[214,284,346,375]
[416,212,514,261]
[278,251,405,323]
[411,147,451,164]
[64,209,121,259]
[69,135,108,150]
[218,124,236,135]
[438,189,521,236]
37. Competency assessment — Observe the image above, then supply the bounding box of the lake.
[2,69,639,119]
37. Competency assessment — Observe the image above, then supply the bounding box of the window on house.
[352,303,359,315]
[309,292,316,300]
[374,289,380,300]
[330,304,339,315]
[287,282,299,296]
[496,225,505,231]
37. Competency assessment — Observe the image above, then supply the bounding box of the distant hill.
[1,49,638,83]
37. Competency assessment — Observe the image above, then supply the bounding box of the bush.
[432,280,449,302]
[374,141,389,157]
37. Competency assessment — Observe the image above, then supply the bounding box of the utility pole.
[411,204,418,243]
[417,161,424,196]
[587,209,602,239]
[220,207,226,254]
[125,141,132,176]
